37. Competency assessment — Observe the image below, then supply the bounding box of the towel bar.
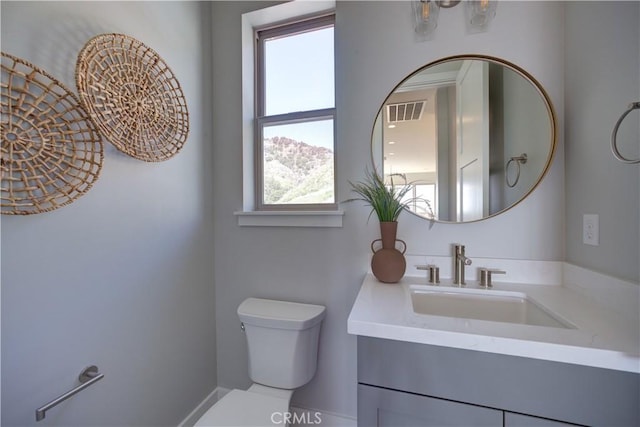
[611,101,640,164]
[506,153,527,188]
[35,365,104,422]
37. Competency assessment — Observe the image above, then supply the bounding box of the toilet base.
[193,385,293,427]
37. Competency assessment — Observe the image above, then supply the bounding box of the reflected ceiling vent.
[387,100,426,123]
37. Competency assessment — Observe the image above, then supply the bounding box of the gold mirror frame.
[371,54,557,223]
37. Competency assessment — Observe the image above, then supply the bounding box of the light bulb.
[421,1,431,21]
[414,0,440,36]
[466,0,497,30]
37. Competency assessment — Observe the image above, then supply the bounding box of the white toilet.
[194,297,326,426]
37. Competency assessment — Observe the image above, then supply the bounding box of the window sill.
[234,210,344,227]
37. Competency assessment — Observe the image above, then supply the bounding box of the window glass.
[264,26,334,116]
[415,184,436,217]
[395,183,435,218]
[262,119,334,204]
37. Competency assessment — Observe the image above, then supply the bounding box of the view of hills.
[263,136,334,204]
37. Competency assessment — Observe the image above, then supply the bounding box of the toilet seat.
[194,389,290,427]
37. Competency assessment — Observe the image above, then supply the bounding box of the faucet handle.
[479,268,506,288]
[416,265,440,285]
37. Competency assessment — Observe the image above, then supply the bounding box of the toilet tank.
[237,298,326,390]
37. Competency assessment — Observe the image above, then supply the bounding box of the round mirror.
[372,55,556,223]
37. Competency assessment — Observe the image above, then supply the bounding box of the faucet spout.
[453,244,472,286]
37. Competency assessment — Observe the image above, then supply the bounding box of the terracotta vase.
[370,221,407,283]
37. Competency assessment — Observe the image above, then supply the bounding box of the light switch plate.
[583,214,599,246]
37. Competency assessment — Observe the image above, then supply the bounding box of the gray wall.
[2,1,637,425]
[1,2,215,425]
[565,2,640,282]
[212,0,565,418]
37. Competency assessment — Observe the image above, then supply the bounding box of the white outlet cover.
[583,214,599,246]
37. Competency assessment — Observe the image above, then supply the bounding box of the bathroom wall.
[565,2,640,283]
[212,1,565,418]
[1,2,215,425]
[4,2,633,425]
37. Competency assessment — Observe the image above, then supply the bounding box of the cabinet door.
[505,412,583,427]
[358,384,502,427]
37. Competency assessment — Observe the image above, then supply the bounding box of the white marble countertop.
[348,274,640,373]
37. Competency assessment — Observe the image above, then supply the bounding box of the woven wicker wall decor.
[1,52,104,215]
[76,33,189,162]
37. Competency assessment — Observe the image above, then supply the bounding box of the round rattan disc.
[1,52,103,215]
[76,33,189,162]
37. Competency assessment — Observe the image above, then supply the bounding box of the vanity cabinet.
[358,384,503,426]
[359,384,578,427]
[504,413,578,427]
[357,337,639,427]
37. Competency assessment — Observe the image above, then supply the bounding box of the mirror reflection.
[372,56,556,223]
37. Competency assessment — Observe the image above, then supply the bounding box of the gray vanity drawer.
[358,384,503,427]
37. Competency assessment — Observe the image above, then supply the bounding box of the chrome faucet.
[453,244,472,286]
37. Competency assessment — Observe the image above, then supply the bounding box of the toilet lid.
[194,389,290,427]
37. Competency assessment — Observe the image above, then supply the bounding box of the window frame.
[254,14,337,211]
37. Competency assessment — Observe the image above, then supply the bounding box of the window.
[255,15,336,210]
[412,184,436,217]
[392,183,436,218]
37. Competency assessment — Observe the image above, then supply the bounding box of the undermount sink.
[410,285,574,329]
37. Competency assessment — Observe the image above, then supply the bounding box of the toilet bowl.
[194,298,326,426]
[194,386,290,426]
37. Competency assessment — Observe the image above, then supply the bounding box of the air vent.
[387,100,426,122]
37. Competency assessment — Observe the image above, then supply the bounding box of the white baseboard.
[178,386,356,427]
[178,387,227,427]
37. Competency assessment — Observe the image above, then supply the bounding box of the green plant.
[348,169,416,222]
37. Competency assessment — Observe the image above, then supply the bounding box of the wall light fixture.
[413,0,498,38]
